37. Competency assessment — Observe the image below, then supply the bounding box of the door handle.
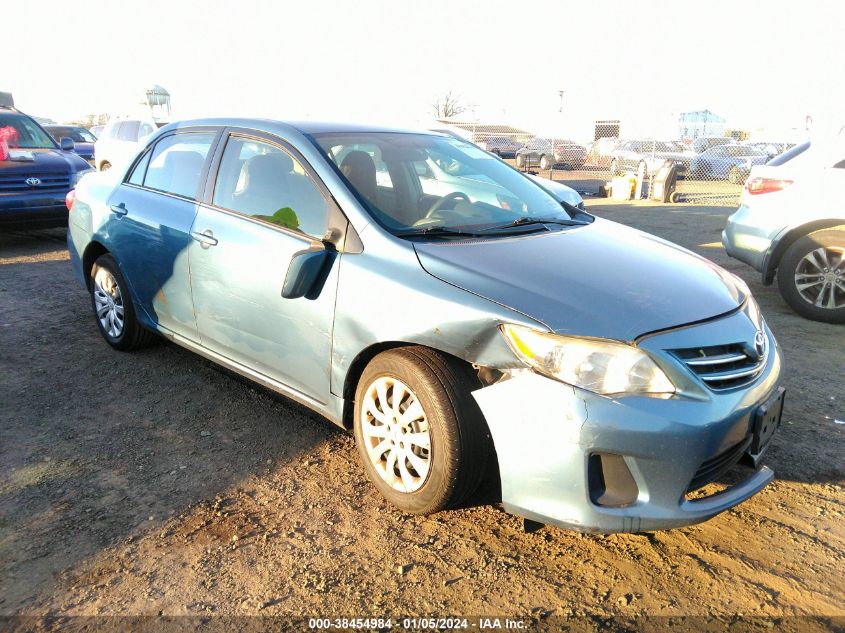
[191,229,218,248]
[110,203,128,216]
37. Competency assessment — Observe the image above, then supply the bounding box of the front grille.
[688,435,751,491]
[673,342,766,390]
[0,172,70,193]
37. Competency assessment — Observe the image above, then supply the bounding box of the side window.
[117,121,140,142]
[212,136,328,237]
[143,132,215,200]
[127,149,151,186]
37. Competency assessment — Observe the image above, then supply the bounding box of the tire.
[100,161,111,171]
[90,254,156,350]
[609,158,618,176]
[515,154,525,169]
[638,160,648,178]
[353,347,489,514]
[539,155,551,171]
[776,228,845,324]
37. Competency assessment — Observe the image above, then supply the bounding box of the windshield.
[0,113,57,149]
[312,132,570,235]
[46,126,96,142]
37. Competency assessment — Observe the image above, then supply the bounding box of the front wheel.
[353,347,489,514]
[90,254,156,350]
[515,154,525,169]
[609,158,618,175]
[777,228,845,323]
[539,154,552,171]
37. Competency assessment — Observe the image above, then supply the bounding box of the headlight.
[71,169,94,186]
[501,324,675,395]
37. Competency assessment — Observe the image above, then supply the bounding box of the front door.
[188,133,340,402]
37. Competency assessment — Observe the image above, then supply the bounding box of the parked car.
[68,119,784,533]
[585,137,619,168]
[609,140,694,177]
[90,125,105,137]
[692,136,732,154]
[0,104,93,229]
[743,141,796,161]
[94,117,166,171]
[691,145,769,183]
[515,138,586,170]
[476,136,523,158]
[723,140,845,323]
[43,124,97,164]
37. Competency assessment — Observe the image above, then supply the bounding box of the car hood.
[414,218,746,340]
[0,148,89,172]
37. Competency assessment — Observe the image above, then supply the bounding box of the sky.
[4,0,843,141]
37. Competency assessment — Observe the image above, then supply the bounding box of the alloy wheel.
[794,246,845,310]
[360,376,431,493]
[93,267,125,338]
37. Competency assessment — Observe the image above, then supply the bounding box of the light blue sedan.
[67,119,784,533]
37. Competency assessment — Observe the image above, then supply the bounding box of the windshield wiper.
[480,216,589,232]
[395,226,485,239]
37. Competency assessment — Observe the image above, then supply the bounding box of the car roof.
[168,118,428,136]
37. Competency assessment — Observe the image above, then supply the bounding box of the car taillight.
[746,177,793,195]
[65,188,76,211]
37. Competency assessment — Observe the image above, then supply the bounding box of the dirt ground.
[1,200,843,630]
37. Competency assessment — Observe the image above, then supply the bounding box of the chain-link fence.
[435,118,803,206]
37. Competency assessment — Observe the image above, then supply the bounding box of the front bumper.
[473,310,783,533]
[0,192,69,229]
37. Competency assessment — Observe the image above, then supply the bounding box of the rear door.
[187,130,346,402]
[106,129,220,340]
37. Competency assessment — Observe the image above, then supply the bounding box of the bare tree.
[432,91,466,119]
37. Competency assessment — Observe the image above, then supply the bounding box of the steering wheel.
[424,191,470,219]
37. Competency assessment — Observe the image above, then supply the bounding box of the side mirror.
[281,242,336,300]
[60,137,75,151]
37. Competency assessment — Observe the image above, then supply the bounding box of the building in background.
[679,110,726,140]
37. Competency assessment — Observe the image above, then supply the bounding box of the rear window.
[767,142,810,166]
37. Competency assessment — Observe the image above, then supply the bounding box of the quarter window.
[143,133,215,200]
[212,136,328,237]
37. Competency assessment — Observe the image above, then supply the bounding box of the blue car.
[67,119,784,533]
[0,106,93,229]
[691,145,769,183]
[44,124,97,164]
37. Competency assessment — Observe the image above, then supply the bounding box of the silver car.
[68,119,784,533]
[723,140,845,323]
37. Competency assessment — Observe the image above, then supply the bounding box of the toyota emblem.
[754,331,767,359]
[25,177,42,186]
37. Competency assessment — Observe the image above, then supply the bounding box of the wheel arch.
[82,241,110,289]
[340,340,479,431]
[763,220,845,284]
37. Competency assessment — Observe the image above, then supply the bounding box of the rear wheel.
[777,228,845,323]
[90,254,156,350]
[515,154,525,169]
[353,347,489,514]
[539,154,551,171]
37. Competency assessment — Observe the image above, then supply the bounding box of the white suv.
[723,139,845,323]
[94,118,165,172]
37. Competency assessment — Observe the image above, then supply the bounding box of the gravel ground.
[0,201,843,630]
